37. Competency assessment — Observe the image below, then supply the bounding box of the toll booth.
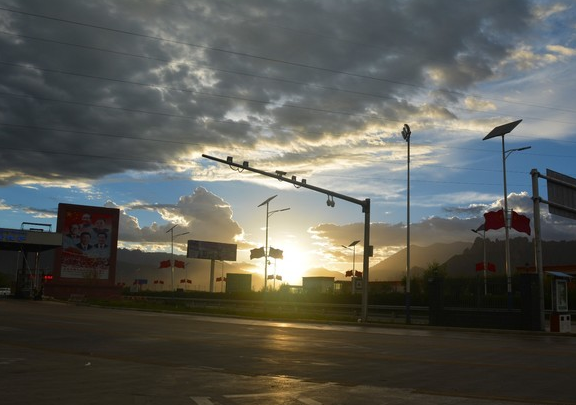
[547,271,572,333]
[0,224,62,299]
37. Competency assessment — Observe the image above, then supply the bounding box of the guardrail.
[123,295,430,323]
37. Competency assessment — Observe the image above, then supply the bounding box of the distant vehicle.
[0,287,11,297]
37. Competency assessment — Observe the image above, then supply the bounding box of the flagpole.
[166,225,189,293]
[482,228,487,296]
[257,196,289,292]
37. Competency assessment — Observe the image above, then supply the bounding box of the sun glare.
[269,241,313,286]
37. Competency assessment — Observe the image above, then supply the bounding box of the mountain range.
[2,237,576,289]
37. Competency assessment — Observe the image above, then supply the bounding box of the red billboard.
[54,203,120,283]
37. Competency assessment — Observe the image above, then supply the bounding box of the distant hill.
[444,237,576,277]
[0,248,260,291]
[3,239,576,289]
[369,241,472,281]
[371,238,576,281]
[302,267,348,280]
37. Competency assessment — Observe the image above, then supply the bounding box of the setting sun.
[264,241,315,286]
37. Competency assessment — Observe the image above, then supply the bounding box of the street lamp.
[258,195,290,291]
[166,225,189,292]
[342,240,360,294]
[483,119,530,308]
[401,123,411,324]
[471,225,487,296]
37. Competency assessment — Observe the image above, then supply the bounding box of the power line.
[0,122,202,146]
[0,62,400,122]
[0,7,573,186]
[4,61,576,150]
[2,144,532,189]
[0,122,544,181]
[3,31,576,129]
[1,6,575,115]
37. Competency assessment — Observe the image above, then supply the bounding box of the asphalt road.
[1,299,575,405]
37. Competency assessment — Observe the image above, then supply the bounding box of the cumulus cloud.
[309,191,576,265]
[106,187,243,247]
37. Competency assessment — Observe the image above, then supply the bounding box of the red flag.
[186,279,192,284]
[159,260,171,268]
[483,209,505,231]
[216,277,222,282]
[153,280,159,284]
[345,270,353,277]
[174,260,186,269]
[179,279,186,283]
[250,247,265,259]
[269,247,284,259]
[476,262,497,272]
[355,270,363,278]
[511,211,531,235]
[275,275,282,281]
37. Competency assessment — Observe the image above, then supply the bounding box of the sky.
[1,0,576,287]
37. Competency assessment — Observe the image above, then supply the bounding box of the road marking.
[0,357,25,365]
[189,397,215,405]
[224,392,322,404]
[297,398,322,405]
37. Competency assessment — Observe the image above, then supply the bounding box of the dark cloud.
[0,0,533,186]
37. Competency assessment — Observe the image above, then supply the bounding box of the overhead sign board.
[546,169,576,221]
[0,228,62,252]
[187,240,237,261]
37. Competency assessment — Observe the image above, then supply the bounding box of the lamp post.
[258,195,289,291]
[166,225,189,292]
[342,240,360,294]
[401,123,411,324]
[483,120,530,308]
[471,226,487,296]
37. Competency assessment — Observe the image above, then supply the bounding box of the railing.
[115,294,576,328]
[123,295,429,323]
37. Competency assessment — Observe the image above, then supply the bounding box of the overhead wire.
[0,5,573,188]
[0,6,575,115]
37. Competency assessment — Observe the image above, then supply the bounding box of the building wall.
[302,277,335,293]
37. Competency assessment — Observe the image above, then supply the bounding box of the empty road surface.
[1,299,575,404]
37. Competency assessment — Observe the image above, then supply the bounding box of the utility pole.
[401,124,411,324]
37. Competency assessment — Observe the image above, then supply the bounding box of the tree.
[423,261,447,281]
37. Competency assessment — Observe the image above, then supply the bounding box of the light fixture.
[401,124,411,141]
[326,195,335,207]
